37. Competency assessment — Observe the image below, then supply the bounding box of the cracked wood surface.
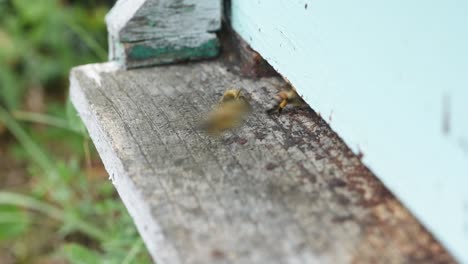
[70,61,455,264]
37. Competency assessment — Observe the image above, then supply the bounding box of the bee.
[202,89,251,135]
[266,85,305,114]
[218,89,248,104]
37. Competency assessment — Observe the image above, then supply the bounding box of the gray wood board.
[70,61,455,264]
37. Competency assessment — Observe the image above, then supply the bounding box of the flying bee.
[219,89,249,104]
[202,89,251,135]
[266,85,305,114]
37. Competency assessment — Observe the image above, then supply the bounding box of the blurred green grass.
[0,0,152,263]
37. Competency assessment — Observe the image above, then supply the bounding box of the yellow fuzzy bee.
[218,89,245,104]
[202,89,251,135]
[266,85,305,114]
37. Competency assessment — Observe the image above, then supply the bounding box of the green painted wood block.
[106,0,222,68]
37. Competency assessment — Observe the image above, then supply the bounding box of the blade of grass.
[0,191,106,242]
[83,136,93,174]
[0,105,56,175]
[0,213,27,223]
[12,110,82,133]
[0,106,107,241]
[63,17,107,61]
[121,239,144,264]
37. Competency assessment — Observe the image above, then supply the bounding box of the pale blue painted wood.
[231,0,468,262]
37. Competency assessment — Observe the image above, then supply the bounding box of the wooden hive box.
[70,0,464,263]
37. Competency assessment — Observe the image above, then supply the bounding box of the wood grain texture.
[106,0,221,68]
[70,61,455,264]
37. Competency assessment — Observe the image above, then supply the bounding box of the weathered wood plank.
[70,61,455,264]
[230,1,468,262]
[106,0,221,68]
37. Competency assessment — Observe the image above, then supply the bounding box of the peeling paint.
[128,38,219,62]
[106,0,222,68]
[78,62,121,86]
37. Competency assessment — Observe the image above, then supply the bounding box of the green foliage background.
[0,0,152,263]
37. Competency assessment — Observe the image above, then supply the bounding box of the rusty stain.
[334,193,351,206]
[332,214,354,223]
[297,162,317,183]
[357,149,364,160]
[327,178,347,189]
[225,136,248,145]
[284,134,307,149]
[237,138,248,145]
[265,163,278,171]
[352,199,454,263]
[211,249,225,259]
[346,164,393,207]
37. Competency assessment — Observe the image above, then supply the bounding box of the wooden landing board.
[70,61,455,264]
